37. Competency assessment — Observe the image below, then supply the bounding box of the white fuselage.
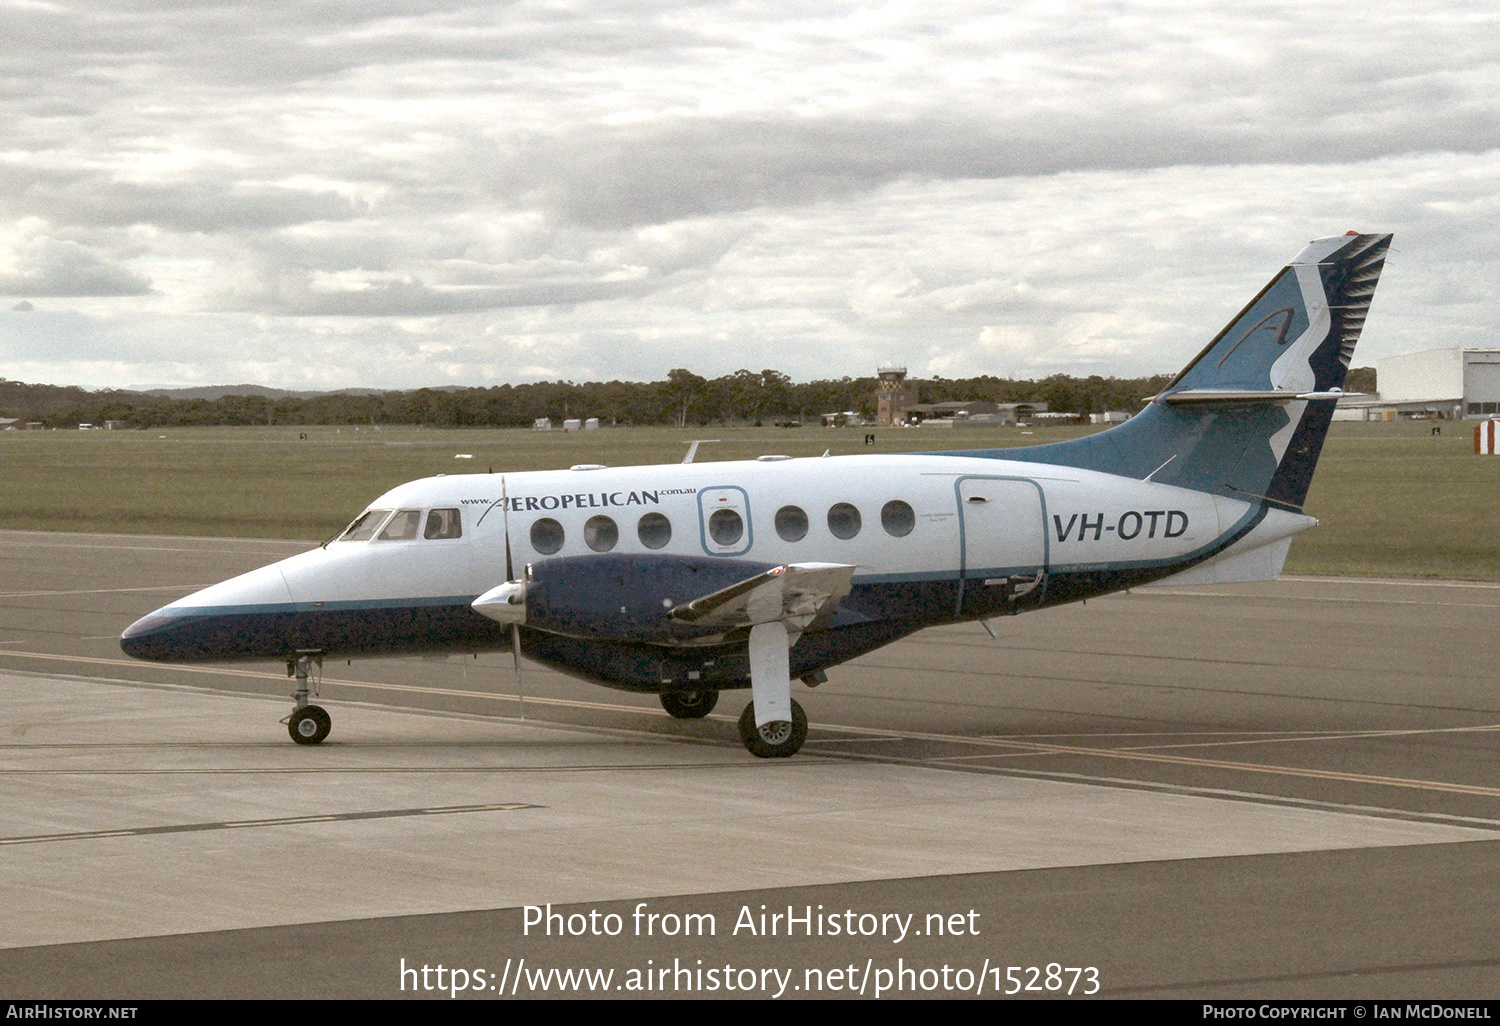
[156,452,1311,619]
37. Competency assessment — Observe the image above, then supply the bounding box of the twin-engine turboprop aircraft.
[121,233,1391,757]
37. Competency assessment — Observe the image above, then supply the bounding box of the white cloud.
[0,1,1495,386]
[0,229,152,297]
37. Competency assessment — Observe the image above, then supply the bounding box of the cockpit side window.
[424,508,462,540]
[377,509,422,541]
[339,509,392,542]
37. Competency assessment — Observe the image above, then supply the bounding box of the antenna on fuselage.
[682,439,721,464]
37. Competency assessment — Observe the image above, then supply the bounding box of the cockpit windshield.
[377,509,422,541]
[338,509,392,542]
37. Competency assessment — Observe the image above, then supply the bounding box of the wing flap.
[668,562,856,634]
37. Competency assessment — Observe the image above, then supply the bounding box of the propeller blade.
[501,475,514,583]
[511,623,524,719]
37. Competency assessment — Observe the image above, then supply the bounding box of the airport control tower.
[876,364,915,426]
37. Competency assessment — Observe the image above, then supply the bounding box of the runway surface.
[0,529,1497,999]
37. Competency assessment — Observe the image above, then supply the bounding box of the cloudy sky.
[0,0,1496,390]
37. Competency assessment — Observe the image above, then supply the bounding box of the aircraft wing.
[667,562,856,635]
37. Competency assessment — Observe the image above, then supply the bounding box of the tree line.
[0,366,1371,429]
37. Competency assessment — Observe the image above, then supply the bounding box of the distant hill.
[2,369,1186,428]
[140,385,385,400]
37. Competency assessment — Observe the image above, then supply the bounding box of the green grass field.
[1,421,1495,579]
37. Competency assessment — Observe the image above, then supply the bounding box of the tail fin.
[986,232,1391,511]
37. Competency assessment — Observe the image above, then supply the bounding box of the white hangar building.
[1335,348,1500,420]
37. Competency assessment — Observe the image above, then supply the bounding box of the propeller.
[501,475,525,718]
[472,482,527,716]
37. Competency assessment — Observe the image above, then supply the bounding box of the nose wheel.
[280,652,331,745]
[288,705,331,745]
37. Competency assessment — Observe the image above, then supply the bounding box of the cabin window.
[424,508,462,540]
[775,505,808,542]
[378,509,422,541]
[827,502,862,540]
[708,508,744,546]
[638,512,672,550]
[339,509,391,542]
[584,515,619,552]
[881,499,915,537]
[530,518,564,554]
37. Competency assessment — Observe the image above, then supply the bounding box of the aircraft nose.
[119,563,296,661]
[119,606,183,660]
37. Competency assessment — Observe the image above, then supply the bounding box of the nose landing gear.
[280,652,331,745]
[288,704,331,744]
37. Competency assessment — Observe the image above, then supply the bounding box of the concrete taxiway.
[0,529,1497,998]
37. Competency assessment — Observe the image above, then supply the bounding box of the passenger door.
[957,477,1047,591]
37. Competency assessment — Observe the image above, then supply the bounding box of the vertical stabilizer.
[966,233,1392,512]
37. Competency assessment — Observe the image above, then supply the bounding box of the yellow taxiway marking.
[1125,591,1500,610]
[3,649,1496,799]
[0,649,659,716]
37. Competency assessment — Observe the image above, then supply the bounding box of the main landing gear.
[658,688,809,757]
[738,621,809,758]
[281,652,331,745]
[660,689,719,719]
[738,699,807,759]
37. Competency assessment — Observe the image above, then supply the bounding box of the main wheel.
[737,699,807,758]
[288,705,331,745]
[660,689,719,719]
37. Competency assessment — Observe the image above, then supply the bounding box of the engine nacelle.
[474,553,777,644]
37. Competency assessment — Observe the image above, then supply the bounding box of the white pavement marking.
[0,586,212,599]
[1113,724,1500,752]
[1279,575,1500,590]
[1,671,1496,949]
[0,530,312,550]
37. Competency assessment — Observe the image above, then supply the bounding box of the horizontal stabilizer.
[669,562,855,634]
[1158,388,1363,405]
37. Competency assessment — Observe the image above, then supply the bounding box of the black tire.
[737,699,807,758]
[289,705,331,745]
[660,689,719,719]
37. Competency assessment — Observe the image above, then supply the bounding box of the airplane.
[120,232,1391,758]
